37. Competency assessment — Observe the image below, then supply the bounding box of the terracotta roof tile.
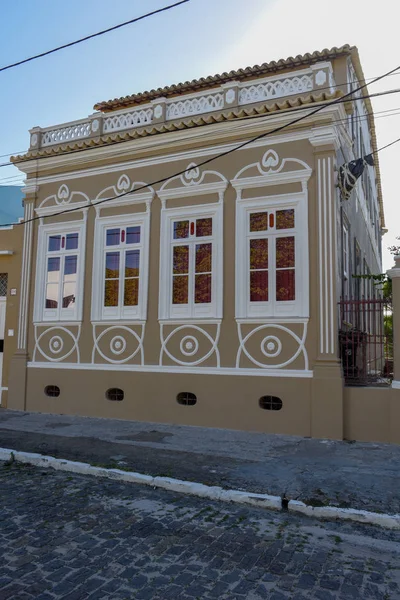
[93,45,355,112]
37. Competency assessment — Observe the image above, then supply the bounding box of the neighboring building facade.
[7,45,385,439]
[0,186,24,406]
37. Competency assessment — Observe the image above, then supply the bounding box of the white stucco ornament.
[31,133,38,147]
[180,335,199,357]
[91,119,100,133]
[315,70,327,86]
[110,335,126,355]
[261,335,282,358]
[225,89,235,104]
[49,336,64,354]
[154,105,163,119]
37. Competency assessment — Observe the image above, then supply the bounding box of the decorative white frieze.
[41,121,92,146]
[238,75,313,105]
[103,108,153,133]
[166,93,224,120]
[30,65,335,149]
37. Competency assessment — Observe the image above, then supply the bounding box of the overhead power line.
[3,61,400,228]
[0,1,190,73]
[1,86,399,171]
[3,103,400,185]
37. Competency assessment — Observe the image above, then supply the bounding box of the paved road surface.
[0,462,399,599]
[1,409,400,515]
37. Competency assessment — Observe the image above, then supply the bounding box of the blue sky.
[0,0,398,268]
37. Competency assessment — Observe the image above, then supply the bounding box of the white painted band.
[0,448,399,529]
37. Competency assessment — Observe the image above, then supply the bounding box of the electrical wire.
[1,86,400,172]
[0,71,394,160]
[3,62,400,228]
[0,2,190,73]
[3,102,400,185]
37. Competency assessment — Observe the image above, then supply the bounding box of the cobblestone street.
[0,462,399,600]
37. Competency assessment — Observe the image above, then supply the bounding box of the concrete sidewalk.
[0,408,399,516]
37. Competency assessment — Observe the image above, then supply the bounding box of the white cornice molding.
[231,170,312,191]
[0,250,14,255]
[15,104,346,178]
[21,185,39,195]
[309,125,340,150]
[158,180,228,201]
[34,200,89,217]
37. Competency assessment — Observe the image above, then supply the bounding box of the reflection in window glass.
[276,270,295,301]
[124,278,139,306]
[173,246,189,274]
[196,218,212,237]
[66,233,79,250]
[173,221,189,239]
[172,275,188,304]
[106,228,120,246]
[126,226,141,244]
[276,209,295,230]
[48,235,61,252]
[250,212,268,232]
[276,237,295,268]
[250,271,268,302]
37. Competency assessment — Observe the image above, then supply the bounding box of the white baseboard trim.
[27,362,313,378]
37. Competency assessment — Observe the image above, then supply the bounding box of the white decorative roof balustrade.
[29,63,336,149]
[40,120,93,147]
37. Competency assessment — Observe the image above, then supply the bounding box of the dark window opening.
[45,385,60,397]
[177,392,197,406]
[106,388,124,401]
[259,395,283,411]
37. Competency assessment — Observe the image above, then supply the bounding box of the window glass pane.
[46,285,59,308]
[64,256,77,276]
[250,239,268,270]
[104,280,119,307]
[276,237,295,268]
[124,278,139,306]
[276,209,295,229]
[47,257,60,282]
[48,235,61,252]
[125,250,140,277]
[276,270,295,301]
[126,226,141,244]
[250,212,268,232]
[172,276,188,304]
[250,271,268,302]
[196,218,212,237]
[106,228,120,246]
[173,221,189,239]
[62,282,76,308]
[195,274,212,303]
[66,233,79,250]
[195,243,212,273]
[173,246,189,274]
[105,252,120,278]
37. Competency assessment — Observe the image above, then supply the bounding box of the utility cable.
[1,86,400,171]
[3,103,400,185]
[0,1,190,73]
[3,61,400,228]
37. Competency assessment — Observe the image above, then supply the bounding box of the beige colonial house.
[6,44,397,442]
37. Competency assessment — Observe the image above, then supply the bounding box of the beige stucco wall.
[7,54,356,439]
[344,386,400,444]
[0,224,23,406]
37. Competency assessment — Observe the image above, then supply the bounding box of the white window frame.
[236,192,309,319]
[34,220,86,323]
[91,212,150,321]
[159,203,223,320]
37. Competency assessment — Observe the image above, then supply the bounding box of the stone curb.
[1,447,399,530]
